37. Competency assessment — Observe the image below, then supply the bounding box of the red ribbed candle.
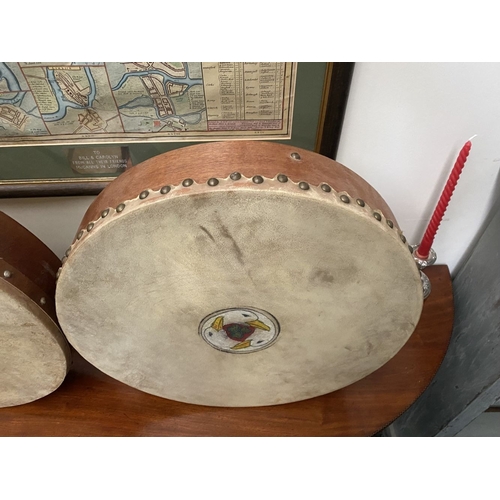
[415,140,472,260]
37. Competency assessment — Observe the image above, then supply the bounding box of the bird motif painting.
[199,307,280,353]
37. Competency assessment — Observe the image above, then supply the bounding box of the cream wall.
[2,63,500,274]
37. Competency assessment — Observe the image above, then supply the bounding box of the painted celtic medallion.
[199,307,280,354]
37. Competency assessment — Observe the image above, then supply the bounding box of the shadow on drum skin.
[310,268,335,285]
[217,221,245,266]
[196,212,261,289]
[308,264,360,286]
[198,225,216,243]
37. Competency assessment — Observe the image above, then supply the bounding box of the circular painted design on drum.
[199,307,280,353]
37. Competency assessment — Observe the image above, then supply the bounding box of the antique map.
[0,62,296,146]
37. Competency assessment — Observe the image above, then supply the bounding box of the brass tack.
[400,234,407,244]
[252,175,264,184]
[86,222,94,232]
[290,152,301,160]
[40,297,46,305]
[298,182,309,190]
[3,270,12,278]
[277,174,288,183]
[373,212,382,221]
[356,199,365,207]
[340,195,350,203]
[139,190,149,199]
[160,185,171,194]
[77,230,84,240]
[230,172,241,181]
[116,203,126,213]
[101,209,110,218]
[182,178,194,187]
[387,219,394,228]
[65,248,71,257]
[207,178,219,187]
[321,184,331,192]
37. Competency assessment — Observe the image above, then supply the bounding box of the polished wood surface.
[76,141,400,237]
[0,265,453,436]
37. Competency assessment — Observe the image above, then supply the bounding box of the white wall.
[1,63,500,275]
[336,62,500,275]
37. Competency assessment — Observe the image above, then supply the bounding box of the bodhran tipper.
[56,141,426,407]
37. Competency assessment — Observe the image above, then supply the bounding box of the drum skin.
[56,141,423,407]
[0,212,70,408]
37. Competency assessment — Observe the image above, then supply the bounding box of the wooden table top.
[0,265,453,437]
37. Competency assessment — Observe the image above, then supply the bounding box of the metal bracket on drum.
[1,258,52,312]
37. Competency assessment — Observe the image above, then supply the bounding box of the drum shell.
[0,211,70,407]
[75,141,399,238]
[0,211,60,323]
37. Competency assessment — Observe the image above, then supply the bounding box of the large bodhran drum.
[0,212,70,408]
[56,141,423,407]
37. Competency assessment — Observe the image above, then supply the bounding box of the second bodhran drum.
[0,212,70,408]
[55,141,423,407]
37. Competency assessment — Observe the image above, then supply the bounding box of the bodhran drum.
[56,141,423,407]
[0,212,70,408]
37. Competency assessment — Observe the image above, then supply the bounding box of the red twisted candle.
[415,140,473,260]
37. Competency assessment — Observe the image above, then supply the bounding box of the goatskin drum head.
[56,176,423,407]
[0,280,70,408]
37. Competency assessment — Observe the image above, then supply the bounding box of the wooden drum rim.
[0,211,60,324]
[73,141,401,241]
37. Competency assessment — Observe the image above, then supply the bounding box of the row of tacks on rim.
[56,172,413,279]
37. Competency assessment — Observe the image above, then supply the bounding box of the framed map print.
[0,62,296,145]
[0,62,354,197]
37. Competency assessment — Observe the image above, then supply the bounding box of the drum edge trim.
[56,174,414,281]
